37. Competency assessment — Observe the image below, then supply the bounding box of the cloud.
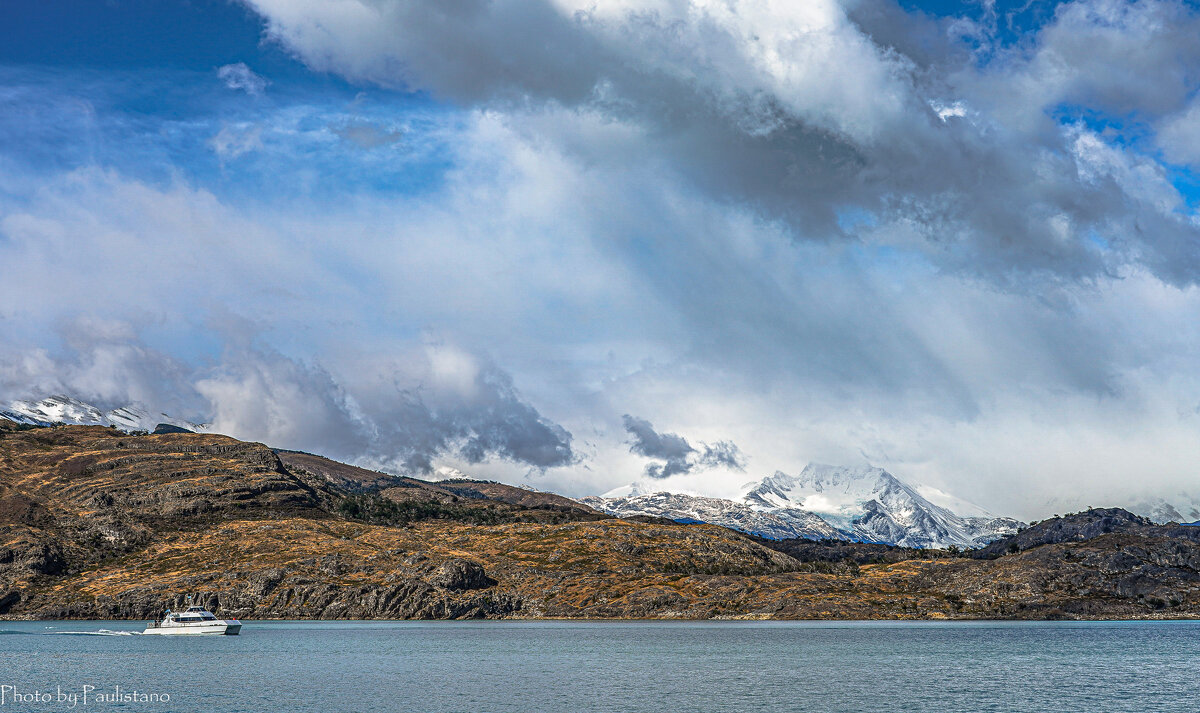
[217,62,268,95]
[0,335,575,476]
[331,120,403,149]
[208,123,263,160]
[242,0,1200,286]
[199,345,576,473]
[0,317,203,418]
[0,287,573,475]
[343,343,578,473]
[1157,99,1200,166]
[698,441,746,471]
[622,414,744,478]
[623,414,694,477]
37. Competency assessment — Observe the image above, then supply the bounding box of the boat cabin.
[164,606,220,623]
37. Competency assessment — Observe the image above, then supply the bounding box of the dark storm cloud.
[698,441,746,471]
[622,414,744,478]
[244,0,1200,285]
[623,414,694,461]
[385,360,577,472]
[622,414,694,478]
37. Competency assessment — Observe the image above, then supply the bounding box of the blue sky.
[4,0,1200,518]
[1,1,457,204]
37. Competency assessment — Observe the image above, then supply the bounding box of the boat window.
[178,616,203,622]
[202,615,217,620]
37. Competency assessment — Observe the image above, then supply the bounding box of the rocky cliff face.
[4,425,1200,621]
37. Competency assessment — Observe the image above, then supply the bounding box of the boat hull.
[142,621,241,636]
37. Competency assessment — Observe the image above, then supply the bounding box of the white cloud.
[242,0,1200,287]
[217,62,269,95]
[1157,99,1200,167]
[209,123,263,160]
[331,120,403,149]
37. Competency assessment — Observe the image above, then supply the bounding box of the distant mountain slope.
[743,464,1022,549]
[2,395,206,433]
[579,492,848,541]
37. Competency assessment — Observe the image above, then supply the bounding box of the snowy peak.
[2,395,208,434]
[743,463,1022,549]
[1119,494,1200,524]
[588,463,1023,549]
[4,395,106,426]
[745,464,912,527]
[578,491,848,541]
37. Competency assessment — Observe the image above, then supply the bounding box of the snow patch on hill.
[2,395,208,434]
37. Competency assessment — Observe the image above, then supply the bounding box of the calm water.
[0,619,1196,712]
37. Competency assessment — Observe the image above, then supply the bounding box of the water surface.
[0,620,1195,712]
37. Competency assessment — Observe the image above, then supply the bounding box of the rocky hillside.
[3,423,1200,621]
[974,507,1157,558]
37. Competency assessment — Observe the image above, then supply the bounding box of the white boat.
[142,605,241,636]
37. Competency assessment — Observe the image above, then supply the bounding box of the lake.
[0,620,1196,712]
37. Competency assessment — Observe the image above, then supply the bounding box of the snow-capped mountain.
[1,395,207,433]
[1042,494,1200,526]
[588,464,1024,549]
[1131,497,1200,524]
[744,464,1022,549]
[578,492,849,541]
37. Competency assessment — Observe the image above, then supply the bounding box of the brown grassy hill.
[4,424,1200,621]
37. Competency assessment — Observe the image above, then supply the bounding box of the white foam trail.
[45,629,137,636]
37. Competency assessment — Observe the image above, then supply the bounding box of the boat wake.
[44,629,138,636]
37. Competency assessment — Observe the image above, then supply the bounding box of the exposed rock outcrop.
[430,559,495,591]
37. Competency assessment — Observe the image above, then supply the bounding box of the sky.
[3,0,1200,519]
